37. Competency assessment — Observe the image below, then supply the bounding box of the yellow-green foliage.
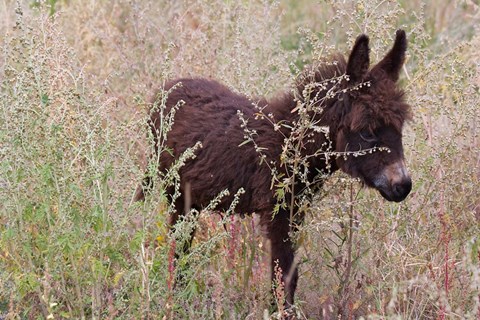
[1,0,479,319]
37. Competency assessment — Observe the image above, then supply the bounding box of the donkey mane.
[268,54,348,123]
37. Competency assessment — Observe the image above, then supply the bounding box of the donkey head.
[335,30,412,202]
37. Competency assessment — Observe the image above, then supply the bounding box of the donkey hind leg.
[266,209,300,310]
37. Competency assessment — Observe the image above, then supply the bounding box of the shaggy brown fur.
[136,30,412,308]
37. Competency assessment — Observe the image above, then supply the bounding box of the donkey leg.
[266,210,299,308]
[168,192,200,289]
[168,193,199,257]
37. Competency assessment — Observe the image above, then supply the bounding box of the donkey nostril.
[393,178,412,197]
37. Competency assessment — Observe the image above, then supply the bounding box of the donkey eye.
[359,130,377,142]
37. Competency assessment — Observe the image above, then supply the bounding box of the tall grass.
[1,0,479,319]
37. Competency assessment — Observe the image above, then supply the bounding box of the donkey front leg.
[266,210,299,308]
[168,192,198,257]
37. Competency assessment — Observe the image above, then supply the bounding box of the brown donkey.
[136,30,412,308]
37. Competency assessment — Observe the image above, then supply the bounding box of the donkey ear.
[346,34,370,84]
[372,29,407,81]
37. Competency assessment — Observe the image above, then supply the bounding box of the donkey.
[135,30,412,307]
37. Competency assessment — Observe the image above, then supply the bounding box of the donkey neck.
[266,91,341,184]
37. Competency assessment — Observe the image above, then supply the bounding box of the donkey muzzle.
[374,160,412,202]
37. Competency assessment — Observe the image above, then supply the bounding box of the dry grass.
[1,0,479,319]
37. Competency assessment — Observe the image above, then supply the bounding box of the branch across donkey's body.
[136,30,412,307]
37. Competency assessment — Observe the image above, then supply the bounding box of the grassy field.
[1,0,479,319]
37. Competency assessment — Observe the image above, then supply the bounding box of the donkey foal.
[136,30,413,310]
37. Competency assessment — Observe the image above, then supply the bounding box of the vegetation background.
[1,0,479,319]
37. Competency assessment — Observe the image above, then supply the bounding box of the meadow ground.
[1,0,479,319]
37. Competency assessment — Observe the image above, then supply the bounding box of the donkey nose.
[392,177,412,201]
